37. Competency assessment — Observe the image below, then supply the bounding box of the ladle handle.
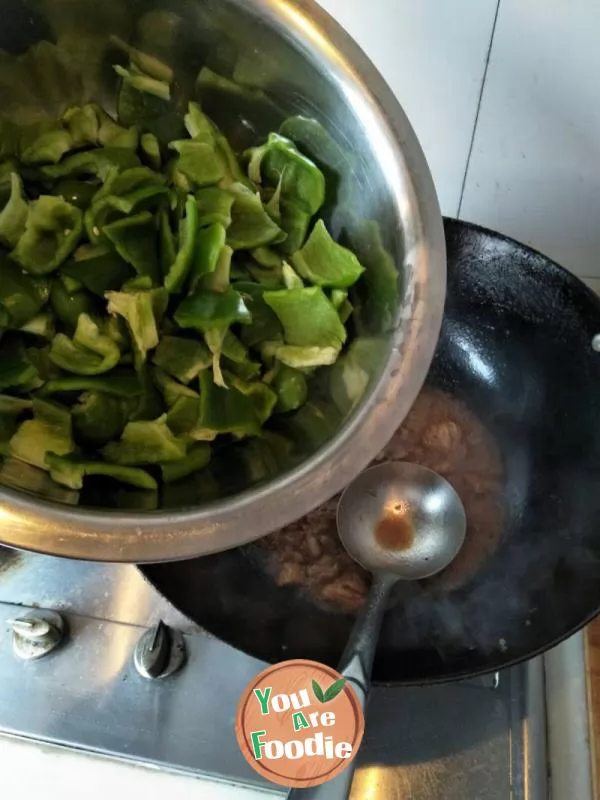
[287,573,397,800]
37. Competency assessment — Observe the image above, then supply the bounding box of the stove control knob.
[133,620,187,679]
[9,610,66,660]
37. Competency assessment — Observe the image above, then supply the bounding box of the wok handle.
[287,573,397,800]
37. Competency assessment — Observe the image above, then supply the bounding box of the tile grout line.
[456,0,502,219]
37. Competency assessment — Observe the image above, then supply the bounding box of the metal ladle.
[288,461,466,800]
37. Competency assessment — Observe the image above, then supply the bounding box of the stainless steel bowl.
[0,0,445,561]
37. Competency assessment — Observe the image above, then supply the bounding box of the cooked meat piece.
[320,573,370,612]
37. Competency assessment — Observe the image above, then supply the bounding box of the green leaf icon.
[323,678,346,702]
[312,679,325,703]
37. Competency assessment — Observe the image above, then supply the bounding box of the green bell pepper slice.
[72,391,127,446]
[0,395,32,456]
[49,279,99,331]
[164,195,198,293]
[63,105,99,147]
[195,187,234,227]
[9,398,74,470]
[190,223,226,292]
[128,364,164,421]
[198,370,261,437]
[160,442,211,484]
[152,366,199,408]
[20,126,73,166]
[227,183,284,250]
[109,36,174,83]
[272,364,307,412]
[46,452,157,490]
[225,373,277,424]
[114,64,171,102]
[106,287,166,366]
[262,342,340,369]
[291,220,365,289]
[235,282,283,348]
[263,286,346,348]
[158,208,177,278]
[169,139,225,187]
[102,414,186,465]
[152,335,211,384]
[42,369,142,398]
[53,181,99,211]
[165,395,202,436]
[0,334,41,390]
[12,196,83,275]
[41,148,140,181]
[20,313,54,339]
[95,106,139,150]
[62,244,134,296]
[0,173,27,247]
[174,288,251,331]
[49,313,121,375]
[247,132,325,216]
[140,132,161,170]
[101,211,159,283]
[0,254,46,327]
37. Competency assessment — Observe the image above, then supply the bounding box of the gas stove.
[0,547,593,799]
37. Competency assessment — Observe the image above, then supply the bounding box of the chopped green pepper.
[0,254,46,326]
[106,287,164,365]
[20,126,73,166]
[72,391,127,446]
[262,342,339,369]
[227,183,284,250]
[195,187,234,227]
[272,364,308,412]
[152,335,211,384]
[169,139,225,187]
[9,398,74,470]
[0,334,41,390]
[102,211,159,283]
[174,288,251,331]
[263,286,346,349]
[247,132,325,216]
[190,223,226,292]
[160,442,211,483]
[49,279,99,330]
[0,173,27,247]
[41,148,140,181]
[292,220,365,289]
[141,132,161,170]
[12,196,83,275]
[49,313,121,375]
[42,370,142,397]
[152,366,199,407]
[110,35,174,83]
[53,181,100,210]
[114,64,171,102]
[164,195,198,293]
[46,451,157,490]
[62,245,134,296]
[197,370,261,437]
[102,414,186,464]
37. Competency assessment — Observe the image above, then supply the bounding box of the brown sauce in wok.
[256,389,505,611]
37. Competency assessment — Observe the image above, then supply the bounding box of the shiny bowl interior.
[0,0,445,561]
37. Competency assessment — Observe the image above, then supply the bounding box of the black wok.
[140,218,600,684]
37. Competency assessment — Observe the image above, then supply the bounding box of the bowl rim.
[0,0,446,562]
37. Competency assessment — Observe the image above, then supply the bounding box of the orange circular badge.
[235,659,365,789]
